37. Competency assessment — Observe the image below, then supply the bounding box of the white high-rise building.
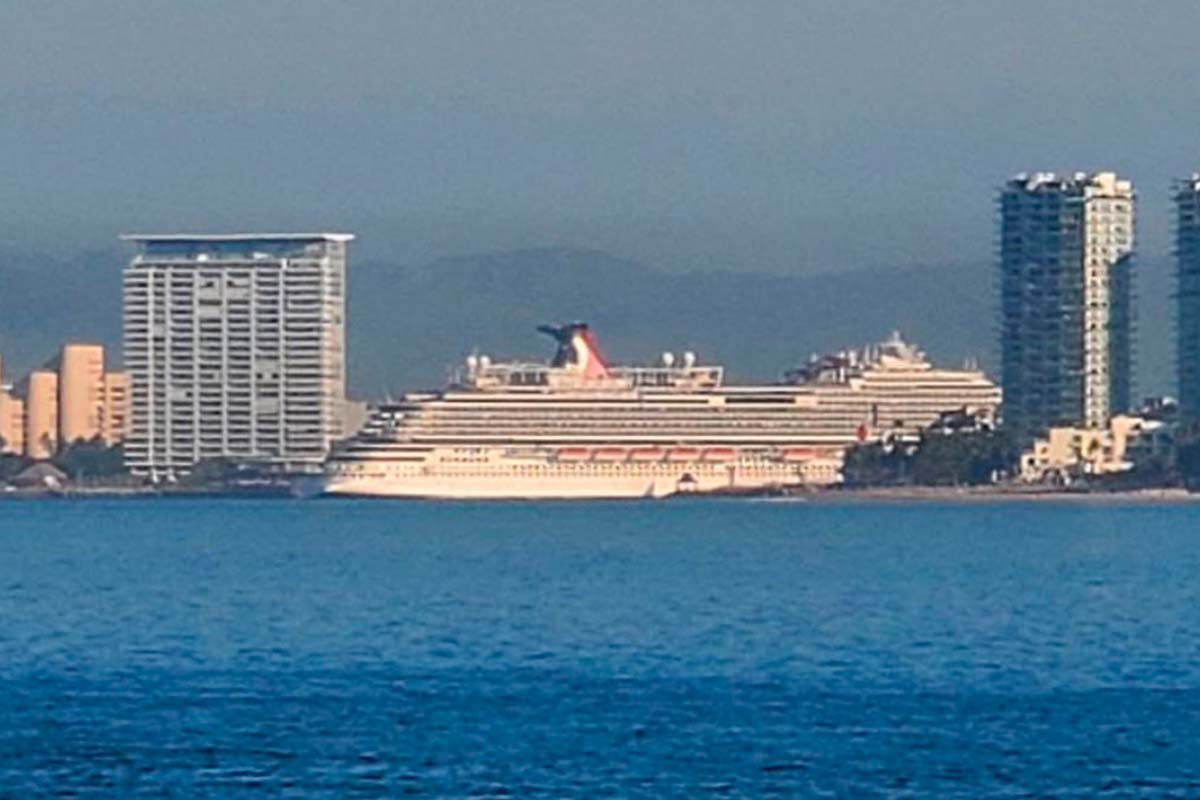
[121,234,351,477]
[999,172,1134,439]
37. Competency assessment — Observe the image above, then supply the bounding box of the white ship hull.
[325,474,679,499]
[321,458,839,500]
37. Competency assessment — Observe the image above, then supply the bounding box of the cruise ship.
[322,324,1001,499]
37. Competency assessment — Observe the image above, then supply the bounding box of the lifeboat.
[630,448,664,462]
[556,447,591,461]
[702,447,737,462]
[666,448,701,462]
[592,447,627,462]
[782,448,816,462]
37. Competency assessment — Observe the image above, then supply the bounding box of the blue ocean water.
[1,498,1199,797]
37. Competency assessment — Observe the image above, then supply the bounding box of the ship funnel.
[538,322,610,379]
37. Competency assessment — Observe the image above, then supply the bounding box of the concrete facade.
[102,371,131,445]
[999,172,1134,439]
[1019,414,1171,483]
[1175,175,1200,418]
[25,370,58,460]
[0,390,23,456]
[0,346,129,459]
[0,354,16,455]
[122,234,351,477]
[59,343,106,445]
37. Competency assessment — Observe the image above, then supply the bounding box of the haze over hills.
[356,249,997,393]
[0,246,120,378]
[0,245,1174,399]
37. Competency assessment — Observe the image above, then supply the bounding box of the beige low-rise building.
[1020,415,1172,483]
[0,345,130,460]
[25,370,59,460]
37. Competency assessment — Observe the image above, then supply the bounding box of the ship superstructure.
[784,331,1001,444]
[324,325,1000,499]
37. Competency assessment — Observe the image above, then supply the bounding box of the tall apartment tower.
[1174,175,1200,417]
[0,355,24,456]
[998,172,1135,439]
[25,370,59,459]
[0,392,24,456]
[59,343,106,445]
[122,234,351,477]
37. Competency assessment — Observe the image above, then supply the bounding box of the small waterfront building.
[1019,415,1172,483]
[0,388,24,456]
[11,461,67,490]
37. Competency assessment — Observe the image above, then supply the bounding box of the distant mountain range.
[0,246,121,379]
[0,245,1175,398]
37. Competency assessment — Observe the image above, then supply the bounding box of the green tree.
[844,428,1020,487]
[1174,422,1200,489]
[54,437,127,480]
[843,441,908,486]
[908,429,1019,486]
[0,453,28,482]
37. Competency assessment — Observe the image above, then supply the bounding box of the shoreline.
[1,484,1197,503]
[796,485,1199,504]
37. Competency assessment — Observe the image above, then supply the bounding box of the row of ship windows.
[416,400,986,414]
[406,404,990,420]
[382,416,878,433]
[337,463,816,476]
[386,418,941,430]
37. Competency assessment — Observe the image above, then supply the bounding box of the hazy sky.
[3,1,1199,272]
